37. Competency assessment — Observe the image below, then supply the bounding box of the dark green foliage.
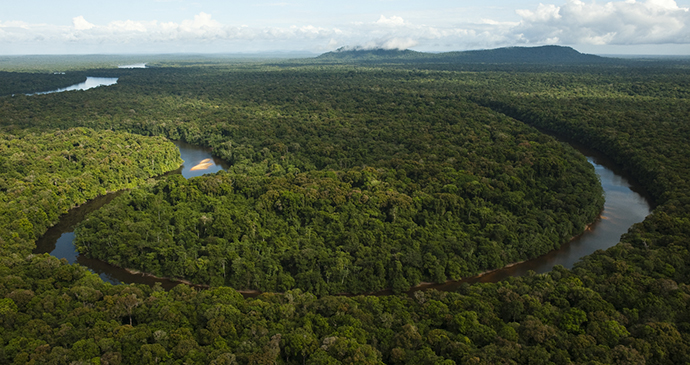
[66,69,603,294]
[0,55,688,364]
[0,71,86,96]
[317,45,610,65]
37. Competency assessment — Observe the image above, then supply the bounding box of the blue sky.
[2,0,689,55]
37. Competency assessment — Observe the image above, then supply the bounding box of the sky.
[1,0,689,55]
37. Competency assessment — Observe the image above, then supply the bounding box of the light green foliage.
[0,128,183,253]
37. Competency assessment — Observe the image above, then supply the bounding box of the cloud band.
[1,0,688,54]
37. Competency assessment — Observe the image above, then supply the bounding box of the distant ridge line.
[316,45,612,64]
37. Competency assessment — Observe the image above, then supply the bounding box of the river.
[406,143,652,294]
[29,77,118,95]
[33,141,229,289]
[33,140,652,294]
[119,63,147,69]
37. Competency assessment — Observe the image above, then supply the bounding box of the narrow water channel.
[34,140,652,294]
[407,144,652,294]
[29,77,119,95]
[33,141,228,289]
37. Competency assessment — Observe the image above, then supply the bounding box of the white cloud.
[179,12,222,36]
[344,37,418,50]
[516,4,562,22]
[515,0,690,45]
[108,20,149,33]
[380,37,418,49]
[73,16,95,31]
[375,15,405,26]
[1,2,690,54]
[338,1,690,51]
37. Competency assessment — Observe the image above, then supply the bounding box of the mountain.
[315,47,425,61]
[316,45,611,64]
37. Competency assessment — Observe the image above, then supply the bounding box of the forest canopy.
[0,53,688,364]
[71,86,604,294]
[0,128,182,253]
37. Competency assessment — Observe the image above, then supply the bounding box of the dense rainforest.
[0,72,86,97]
[0,50,688,364]
[0,128,182,252]
[70,85,603,295]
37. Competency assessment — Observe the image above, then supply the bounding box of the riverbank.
[35,138,651,298]
[407,216,601,292]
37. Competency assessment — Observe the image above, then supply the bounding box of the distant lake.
[30,77,118,95]
[118,63,147,69]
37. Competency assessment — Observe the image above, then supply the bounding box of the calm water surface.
[118,63,147,69]
[34,141,227,289]
[34,141,652,294]
[174,140,229,178]
[30,77,118,95]
[408,145,652,293]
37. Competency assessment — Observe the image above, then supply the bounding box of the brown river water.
[34,140,652,295]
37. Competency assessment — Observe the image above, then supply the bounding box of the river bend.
[34,140,652,293]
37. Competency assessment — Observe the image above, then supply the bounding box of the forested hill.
[315,48,423,61]
[316,45,611,64]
